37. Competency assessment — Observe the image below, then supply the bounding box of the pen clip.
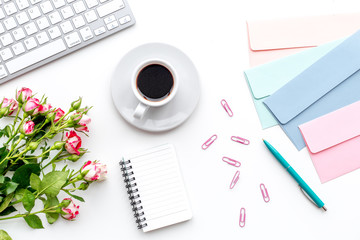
[299,185,319,208]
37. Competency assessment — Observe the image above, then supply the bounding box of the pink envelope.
[247,13,360,67]
[299,101,360,183]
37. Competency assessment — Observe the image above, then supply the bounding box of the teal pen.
[263,139,327,211]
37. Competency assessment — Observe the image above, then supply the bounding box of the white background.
[1,0,360,239]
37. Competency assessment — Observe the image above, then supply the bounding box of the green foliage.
[0,230,13,240]
[39,171,68,198]
[12,164,40,188]
[23,215,44,229]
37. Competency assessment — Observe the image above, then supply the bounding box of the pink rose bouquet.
[0,88,106,239]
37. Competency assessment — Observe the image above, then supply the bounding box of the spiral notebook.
[120,144,192,232]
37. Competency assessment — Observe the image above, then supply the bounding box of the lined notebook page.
[125,144,192,232]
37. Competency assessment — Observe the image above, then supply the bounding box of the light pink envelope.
[247,13,360,67]
[299,101,360,183]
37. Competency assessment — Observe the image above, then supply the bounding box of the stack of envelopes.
[245,14,360,182]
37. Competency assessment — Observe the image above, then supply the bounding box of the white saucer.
[111,43,200,132]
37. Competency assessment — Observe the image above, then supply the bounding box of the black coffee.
[136,64,174,101]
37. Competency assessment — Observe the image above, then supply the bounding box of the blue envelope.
[244,40,343,129]
[264,29,360,150]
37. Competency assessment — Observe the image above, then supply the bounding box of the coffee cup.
[132,59,178,119]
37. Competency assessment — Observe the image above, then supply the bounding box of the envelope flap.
[247,13,360,51]
[247,18,318,51]
[299,101,360,154]
[264,30,360,124]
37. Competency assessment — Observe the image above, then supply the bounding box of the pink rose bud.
[82,161,107,182]
[0,98,18,115]
[39,103,52,115]
[61,198,79,221]
[16,87,32,104]
[75,114,91,132]
[23,98,40,115]
[54,108,65,123]
[63,130,82,155]
[21,121,35,135]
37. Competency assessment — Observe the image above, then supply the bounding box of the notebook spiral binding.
[120,159,147,229]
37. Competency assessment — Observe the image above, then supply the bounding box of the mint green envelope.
[244,39,344,129]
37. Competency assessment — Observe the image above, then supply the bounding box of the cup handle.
[133,102,149,119]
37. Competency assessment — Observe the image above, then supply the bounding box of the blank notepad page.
[122,144,192,232]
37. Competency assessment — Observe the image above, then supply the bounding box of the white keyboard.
[0,0,135,84]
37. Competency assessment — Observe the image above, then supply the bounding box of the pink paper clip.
[202,134,217,150]
[260,183,270,203]
[231,136,250,145]
[239,208,246,228]
[222,157,241,167]
[229,170,240,189]
[220,99,233,117]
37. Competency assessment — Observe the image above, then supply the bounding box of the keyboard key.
[0,23,5,34]
[12,28,26,41]
[36,32,50,45]
[4,2,18,15]
[24,22,38,35]
[119,15,131,25]
[60,21,73,33]
[85,0,98,8]
[84,10,97,23]
[61,6,74,19]
[48,11,62,24]
[99,0,109,2]
[66,0,76,3]
[30,0,42,4]
[36,16,50,30]
[0,33,14,46]
[28,6,41,19]
[94,26,105,36]
[0,9,5,19]
[16,12,30,25]
[0,65,8,79]
[64,32,81,47]
[16,0,30,10]
[12,42,26,55]
[6,39,66,74]
[40,1,54,14]
[106,20,118,30]
[4,17,17,31]
[79,26,93,41]
[103,15,115,24]
[52,0,65,8]
[73,1,86,13]
[73,15,85,28]
[0,48,14,61]
[24,37,37,50]
[48,26,61,39]
[97,0,124,17]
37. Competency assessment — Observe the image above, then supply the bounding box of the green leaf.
[23,215,44,229]
[0,147,9,173]
[14,188,26,201]
[0,206,16,216]
[45,196,59,224]
[22,190,35,212]
[29,173,41,191]
[39,171,68,197]
[0,175,4,184]
[0,230,13,240]
[0,193,14,214]
[65,191,85,202]
[5,182,18,195]
[12,164,40,188]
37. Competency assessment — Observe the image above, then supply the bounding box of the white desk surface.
[1,0,360,239]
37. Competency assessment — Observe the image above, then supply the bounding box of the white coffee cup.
[132,59,179,119]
